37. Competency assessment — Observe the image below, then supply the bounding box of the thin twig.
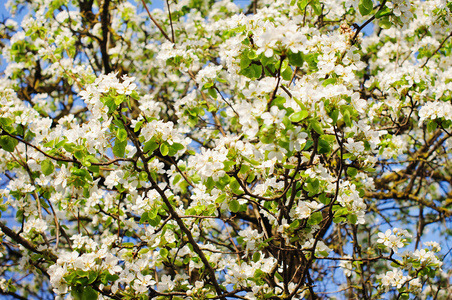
[421,31,452,68]
[166,0,175,43]
[351,1,387,45]
[141,0,173,43]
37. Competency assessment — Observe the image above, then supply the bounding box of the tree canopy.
[0,0,451,299]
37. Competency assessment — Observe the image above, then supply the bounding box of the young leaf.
[359,0,373,16]
[116,128,128,141]
[41,159,55,176]
[229,199,240,213]
[297,0,309,10]
[113,139,127,157]
[0,136,18,152]
[290,110,309,122]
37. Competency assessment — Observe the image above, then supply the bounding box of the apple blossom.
[0,0,451,299]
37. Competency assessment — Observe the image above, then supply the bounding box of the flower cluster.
[377,228,412,253]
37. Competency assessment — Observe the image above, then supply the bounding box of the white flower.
[103,253,122,274]
[73,253,97,272]
[378,268,409,289]
[238,227,264,253]
[133,272,156,294]
[261,106,285,126]
[226,263,254,286]
[195,63,222,84]
[104,170,125,189]
[377,228,410,253]
[344,138,365,155]
[157,274,175,292]
[424,241,441,252]
[339,255,353,277]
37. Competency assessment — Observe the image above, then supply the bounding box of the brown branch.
[121,116,226,299]
[0,222,56,262]
[351,0,387,45]
[0,128,135,166]
[141,0,173,43]
[100,0,111,73]
[166,0,175,43]
[421,31,452,68]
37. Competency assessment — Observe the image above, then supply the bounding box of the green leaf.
[242,156,261,166]
[102,95,118,113]
[240,54,251,69]
[143,139,158,154]
[63,142,75,153]
[134,120,144,132]
[223,160,236,171]
[359,0,373,16]
[251,64,263,78]
[319,193,330,205]
[74,150,84,161]
[172,143,185,151]
[311,178,320,190]
[206,177,215,190]
[0,117,13,127]
[261,55,275,66]
[217,174,231,189]
[229,178,244,195]
[207,87,217,99]
[427,120,437,132]
[311,120,324,134]
[306,178,320,194]
[229,199,240,213]
[343,109,351,127]
[379,16,392,29]
[88,164,99,174]
[240,64,262,79]
[399,293,409,300]
[252,252,261,263]
[41,159,55,176]
[82,286,98,300]
[247,173,256,183]
[105,274,119,283]
[281,66,293,81]
[287,50,305,68]
[311,0,322,15]
[297,0,309,10]
[0,136,18,152]
[330,109,339,124]
[322,77,337,86]
[71,286,83,300]
[239,164,250,175]
[203,82,213,89]
[216,194,226,203]
[116,128,128,142]
[87,272,98,284]
[290,110,309,122]
[113,139,127,157]
[114,94,126,106]
[347,214,358,224]
[148,207,158,220]
[318,138,331,154]
[248,49,258,59]
[160,248,169,258]
[140,212,149,224]
[347,167,358,177]
[333,216,346,223]
[289,219,300,229]
[375,6,391,18]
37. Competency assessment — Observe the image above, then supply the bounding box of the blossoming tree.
[0,0,451,299]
